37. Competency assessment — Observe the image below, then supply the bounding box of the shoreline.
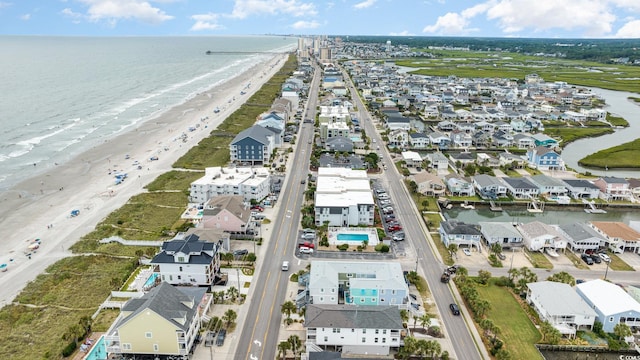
[0,53,289,306]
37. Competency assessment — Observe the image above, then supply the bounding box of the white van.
[281,261,289,271]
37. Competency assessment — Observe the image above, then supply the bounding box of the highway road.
[235,63,321,360]
[343,67,486,360]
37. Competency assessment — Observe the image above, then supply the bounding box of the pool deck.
[71,332,105,360]
[327,226,379,246]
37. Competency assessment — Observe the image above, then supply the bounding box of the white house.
[516,221,567,252]
[576,279,640,333]
[150,233,222,287]
[527,281,597,338]
[556,222,604,253]
[401,151,422,167]
[189,166,271,204]
[314,168,375,227]
[304,305,404,356]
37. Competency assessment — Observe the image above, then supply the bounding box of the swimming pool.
[144,273,159,288]
[82,336,106,360]
[336,233,369,241]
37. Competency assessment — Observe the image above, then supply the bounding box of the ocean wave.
[16,118,81,147]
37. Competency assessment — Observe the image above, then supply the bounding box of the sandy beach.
[0,53,288,307]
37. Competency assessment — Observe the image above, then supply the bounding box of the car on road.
[281,261,289,271]
[216,329,226,346]
[449,303,460,316]
[149,156,159,161]
[301,179,306,184]
[462,248,472,256]
[299,246,314,254]
[599,253,611,262]
[581,254,594,265]
[233,249,248,256]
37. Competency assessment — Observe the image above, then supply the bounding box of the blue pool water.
[336,233,369,241]
[83,336,106,360]
[144,273,159,288]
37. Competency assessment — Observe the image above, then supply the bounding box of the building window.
[360,298,365,303]
[363,329,366,334]
[177,256,185,263]
[375,329,379,334]
[145,332,152,338]
[383,330,387,334]
[382,338,386,343]
[177,275,181,280]
[609,317,614,323]
[153,344,159,351]
[352,329,355,332]
[374,338,379,343]
[122,343,131,350]
[179,266,183,272]
[320,288,324,293]
[362,337,366,343]
[324,336,328,342]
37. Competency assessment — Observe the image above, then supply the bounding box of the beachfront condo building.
[314,167,375,227]
[189,166,270,204]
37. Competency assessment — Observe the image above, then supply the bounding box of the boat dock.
[583,199,607,214]
[489,199,502,212]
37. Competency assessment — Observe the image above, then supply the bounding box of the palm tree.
[490,243,503,256]
[287,335,302,359]
[281,300,297,322]
[399,309,410,325]
[277,341,291,360]
[62,324,83,347]
[222,309,237,328]
[419,313,432,330]
[78,315,92,338]
[474,299,491,318]
[226,286,239,303]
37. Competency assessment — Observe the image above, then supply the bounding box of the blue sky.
[1,0,640,38]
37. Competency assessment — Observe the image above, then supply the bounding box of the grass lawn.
[430,233,454,266]
[475,283,542,360]
[606,113,629,127]
[579,138,640,169]
[608,254,635,271]
[524,249,553,269]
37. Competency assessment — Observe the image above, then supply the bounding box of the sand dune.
[0,54,288,306]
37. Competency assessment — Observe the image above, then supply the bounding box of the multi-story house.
[517,221,567,252]
[201,195,253,233]
[305,305,404,356]
[478,222,524,248]
[562,179,600,199]
[189,166,271,204]
[556,222,604,253]
[307,261,409,306]
[592,177,632,201]
[314,167,375,227]
[408,132,430,149]
[445,175,475,197]
[229,125,276,165]
[472,174,507,199]
[439,220,483,251]
[528,174,568,197]
[150,233,222,287]
[502,177,540,199]
[527,281,597,338]
[426,152,449,172]
[576,280,640,333]
[527,146,564,170]
[105,283,207,358]
[589,221,640,254]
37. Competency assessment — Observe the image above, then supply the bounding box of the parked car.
[581,254,594,265]
[233,249,248,256]
[409,294,418,301]
[463,248,472,256]
[590,254,602,263]
[392,232,405,241]
[388,225,402,232]
[599,253,611,262]
[216,329,226,346]
[251,205,264,212]
[449,303,460,316]
[301,233,315,240]
[299,246,314,254]
[383,207,394,214]
[299,241,315,249]
[379,200,391,206]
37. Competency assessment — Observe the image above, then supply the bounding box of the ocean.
[0,35,296,190]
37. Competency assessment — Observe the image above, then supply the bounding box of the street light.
[415,258,421,273]
[604,258,610,280]
[508,247,516,279]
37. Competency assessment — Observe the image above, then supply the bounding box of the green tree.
[287,335,302,359]
[400,309,410,324]
[614,323,632,341]
[277,341,291,360]
[546,271,576,286]
[477,269,492,285]
[281,300,297,322]
[447,243,459,258]
[490,243,503,256]
[226,286,239,303]
[418,313,432,330]
[222,309,237,328]
[421,199,430,211]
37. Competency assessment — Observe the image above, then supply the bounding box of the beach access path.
[0,53,289,307]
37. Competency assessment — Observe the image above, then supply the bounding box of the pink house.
[201,195,253,233]
[592,177,631,201]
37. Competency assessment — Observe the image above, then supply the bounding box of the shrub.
[375,244,390,253]
[61,342,77,357]
[337,244,349,251]
[493,276,513,287]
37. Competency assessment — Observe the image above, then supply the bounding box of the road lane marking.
[245,271,271,360]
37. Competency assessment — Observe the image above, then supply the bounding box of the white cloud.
[61,7,83,18]
[291,20,320,29]
[609,0,640,13]
[389,30,415,36]
[486,0,615,36]
[353,0,376,10]
[229,0,317,19]
[77,0,173,24]
[423,12,474,35]
[190,13,223,31]
[20,13,31,20]
[615,19,640,37]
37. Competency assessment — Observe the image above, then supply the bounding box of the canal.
[443,206,639,226]
[561,87,640,178]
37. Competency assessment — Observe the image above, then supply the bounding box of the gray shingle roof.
[151,234,215,265]
[305,305,403,329]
